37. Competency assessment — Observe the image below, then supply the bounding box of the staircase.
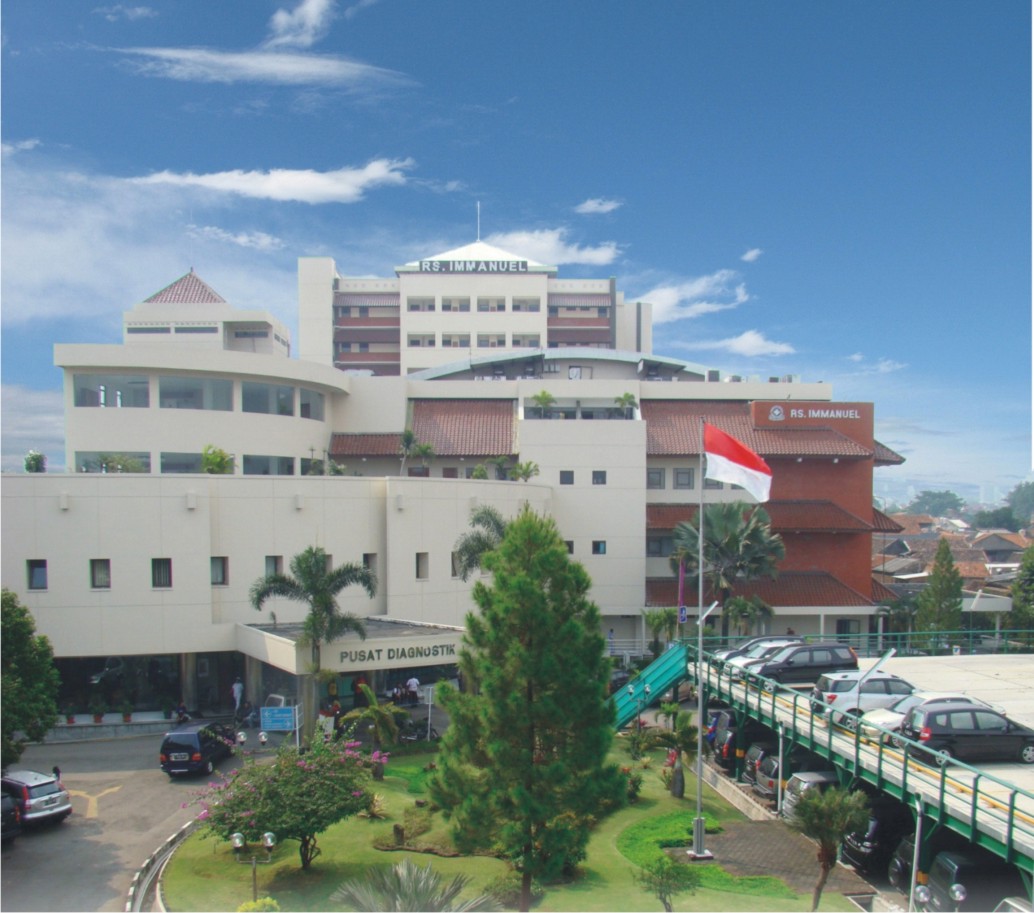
[611,644,689,729]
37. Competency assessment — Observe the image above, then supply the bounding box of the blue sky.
[1,0,1030,506]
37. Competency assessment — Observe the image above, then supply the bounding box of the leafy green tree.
[972,506,1020,531]
[785,787,868,911]
[722,595,773,635]
[905,490,965,516]
[1009,547,1034,629]
[470,464,489,480]
[1,590,60,768]
[876,594,919,637]
[1007,481,1034,525]
[340,683,402,780]
[398,429,417,473]
[23,449,46,473]
[196,738,375,869]
[614,392,638,418]
[642,607,678,658]
[331,857,498,912]
[250,547,374,732]
[487,455,512,480]
[509,460,540,482]
[647,705,698,799]
[430,508,626,912]
[529,390,556,417]
[915,538,963,636]
[632,855,701,912]
[670,502,785,638]
[453,504,509,582]
[201,444,234,474]
[94,452,146,473]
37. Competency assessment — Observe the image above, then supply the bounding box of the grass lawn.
[161,747,858,912]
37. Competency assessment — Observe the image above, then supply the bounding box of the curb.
[125,818,199,913]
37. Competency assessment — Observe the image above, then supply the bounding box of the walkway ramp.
[611,644,689,729]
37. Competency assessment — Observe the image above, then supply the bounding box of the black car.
[745,641,858,686]
[899,703,1034,767]
[711,712,771,772]
[740,741,776,786]
[1,794,21,844]
[887,833,915,893]
[159,721,235,776]
[918,849,1027,912]
[841,797,914,875]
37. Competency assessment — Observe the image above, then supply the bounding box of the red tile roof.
[412,400,515,457]
[144,270,226,304]
[872,509,904,532]
[871,580,899,603]
[640,401,872,458]
[873,440,905,465]
[645,571,876,607]
[646,500,874,532]
[329,433,402,458]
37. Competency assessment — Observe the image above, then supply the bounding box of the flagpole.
[691,418,713,859]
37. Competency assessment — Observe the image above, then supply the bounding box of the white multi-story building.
[2,241,911,717]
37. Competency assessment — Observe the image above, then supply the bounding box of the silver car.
[1,769,72,824]
[812,670,915,728]
[858,691,1002,743]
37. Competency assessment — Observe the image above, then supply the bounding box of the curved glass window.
[74,374,150,408]
[159,376,232,411]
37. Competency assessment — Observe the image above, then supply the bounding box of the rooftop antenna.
[476,201,481,241]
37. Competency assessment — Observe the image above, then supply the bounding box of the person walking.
[406,674,420,705]
[231,677,244,714]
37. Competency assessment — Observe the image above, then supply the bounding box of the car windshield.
[766,645,797,662]
[888,694,924,713]
[27,781,61,799]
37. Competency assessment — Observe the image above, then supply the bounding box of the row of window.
[74,452,306,475]
[406,334,541,348]
[404,297,543,313]
[73,375,325,420]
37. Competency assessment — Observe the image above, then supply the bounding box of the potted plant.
[161,695,175,720]
[63,704,77,725]
[118,699,134,723]
[88,694,107,723]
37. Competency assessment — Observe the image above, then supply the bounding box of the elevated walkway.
[611,644,688,729]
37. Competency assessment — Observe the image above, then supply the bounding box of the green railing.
[685,644,1034,875]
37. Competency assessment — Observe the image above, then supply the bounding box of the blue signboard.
[678,605,688,624]
[260,706,297,732]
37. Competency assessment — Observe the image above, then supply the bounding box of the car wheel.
[935,748,953,768]
[1020,743,1034,764]
[887,860,906,891]
[205,760,214,775]
[842,710,861,731]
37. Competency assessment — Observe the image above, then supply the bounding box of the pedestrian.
[391,683,404,705]
[406,674,420,705]
[608,628,615,655]
[52,765,61,782]
[231,676,244,713]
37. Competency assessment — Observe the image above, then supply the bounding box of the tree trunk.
[299,833,320,869]
[670,761,685,798]
[811,863,832,912]
[520,869,533,913]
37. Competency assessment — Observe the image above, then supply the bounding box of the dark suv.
[159,721,235,776]
[746,642,858,686]
[918,850,1027,912]
[899,703,1034,766]
[0,769,72,824]
[841,797,914,875]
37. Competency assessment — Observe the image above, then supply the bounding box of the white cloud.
[740,247,763,262]
[847,352,864,362]
[187,225,284,251]
[116,46,412,88]
[574,198,622,215]
[93,4,158,22]
[1,386,66,472]
[265,0,336,50]
[675,329,796,357]
[342,0,383,20]
[131,159,414,204]
[1,138,41,157]
[484,228,619,265]
[638,269,748,323]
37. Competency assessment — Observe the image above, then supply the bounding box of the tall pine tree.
[915,538,963,637]
[430,507,625,912]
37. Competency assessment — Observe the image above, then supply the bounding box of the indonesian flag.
[703,423,772,503]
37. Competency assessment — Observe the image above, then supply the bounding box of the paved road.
[1,728,284,912]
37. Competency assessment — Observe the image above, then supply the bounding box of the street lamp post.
[689,601,718,860]
[231,831,277,902]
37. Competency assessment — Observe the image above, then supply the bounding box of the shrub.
[485,870,544,907]
[237,898,280,912]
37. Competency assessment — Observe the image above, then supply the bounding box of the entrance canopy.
[237,617,465,676]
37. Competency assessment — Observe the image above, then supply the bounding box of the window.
[442,467,459,478]
[362,553,376,575]
[73,373,150,408]
[416,552,429,580]
[299,389,325,421]
[75,451,151,473]
[159,376,232,411]
[27,559,47,590]
[674,468,695,490]
[407,297,435,312]
[90,559,111,589]
[565,541,574,554]
[704,478,724,490]
[210,557,229,586]
[477,297,505,312]
[152,558,172,589]
[592,541,607,555]
[265,555,283,576]
[477,334,506,348]
[647,468,665,489]
[646,537,674,557]
[174,325,218,334]
[242,382,294,416]
[441,298,470,312]
[592,471,607,485]
[242,455,295,475]
[407,335,436,348]
[127,326,170,334]
[161,452,203,473]
[512,298,541,312]
[559,470,574,485]
[442,334,470,347]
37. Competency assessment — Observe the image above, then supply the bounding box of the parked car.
[1,793,21,844]
[710,711,771,772]
[780,769,840,819]
[812,670,915,728]
[752,747,833,802]
[0,769,72,825]
[739,741,777,786]
[746,642,858,686]
[609,667,632,693]
[859,691,1003,744]
[724,641,799,676]
[887,833,915,893]
[917,849,1028,912]
[899,703,1034,766]
[840,796,914,875]
[159,720,236,776]
[711,635,802,665]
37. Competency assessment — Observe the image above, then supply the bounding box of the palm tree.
[529,389,556,418]
[399,429,417,474]
[648,705,698,798]
[453,504,508,581]
[642,607,678,657]
[250,547,375,731]
[508,460,540,482]
[331,857,498,912]
[876,595,919,651]
[785,787,869,911]
[487,455,511,480]
[340,683,402,780]
[670,502,784,639]
[411,442,435,474]
[723,595,773,636]
[614,392,638,419]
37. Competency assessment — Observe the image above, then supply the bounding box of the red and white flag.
[703,423,772,503]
